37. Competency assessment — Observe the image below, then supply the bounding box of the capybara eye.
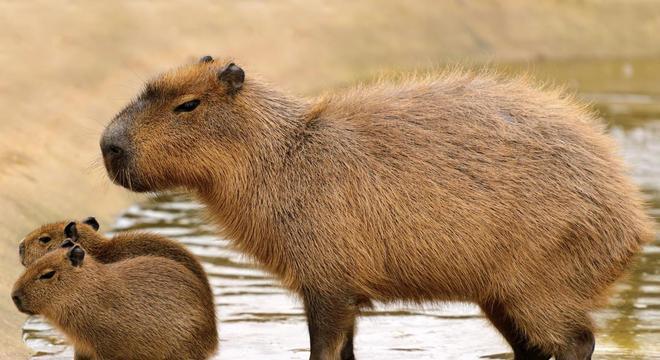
[174,99,200,113]
[39,270,56,280]
[38,236,51,244]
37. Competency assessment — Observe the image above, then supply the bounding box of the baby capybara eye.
[39,270,56,280]
[174,99,200,113]
[38,236,51,244]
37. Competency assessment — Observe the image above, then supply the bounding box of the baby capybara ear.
[68,245,85,267]
[82,217,100,231]
[199,55,214,63]
[218,63,244,94]
[60,239,75,248]
[64,222,78,241]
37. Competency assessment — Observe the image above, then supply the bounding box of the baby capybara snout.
[11,290,26,314]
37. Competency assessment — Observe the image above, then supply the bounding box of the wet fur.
[102,59,654,359]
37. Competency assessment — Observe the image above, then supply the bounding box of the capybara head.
[100,56,268,193]
[12,244,88,316]
[19,217,100,266]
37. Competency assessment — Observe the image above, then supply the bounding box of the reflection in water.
[23,96,659,359]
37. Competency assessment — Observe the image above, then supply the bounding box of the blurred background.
[0,1,658,359]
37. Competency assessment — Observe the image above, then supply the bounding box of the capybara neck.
[197,83,312,277]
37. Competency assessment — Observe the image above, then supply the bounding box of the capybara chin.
[101,56,654,360]
[11,245,218,360]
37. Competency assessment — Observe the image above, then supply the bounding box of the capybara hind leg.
[479,302,551,360]
[303,289,358,360]
[555,329,595,360]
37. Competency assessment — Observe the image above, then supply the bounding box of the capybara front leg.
[73,351,94,360]
[303,289,357,360]
[555,329,595,360]
[339,316,356,360]
[479,302,551,360]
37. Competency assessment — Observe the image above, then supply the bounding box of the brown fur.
[19,220,211,287]
[18,220,217,359]
[11,246,218,360]
[101,58,654,359]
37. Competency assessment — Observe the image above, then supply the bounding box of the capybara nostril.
[11,293,21,308]
[19,242,25,259]
[109,144,123,156]
[101,141,125,160]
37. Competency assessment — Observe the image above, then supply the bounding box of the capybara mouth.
[13,300,35,315]
[101,152,151,192]
[107,167,152,193]
[17,307,35,316]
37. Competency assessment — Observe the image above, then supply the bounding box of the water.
[22,67,659,359]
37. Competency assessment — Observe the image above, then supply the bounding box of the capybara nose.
[100,123,130,163]
[11,292,22,309]
[18,242,25,259]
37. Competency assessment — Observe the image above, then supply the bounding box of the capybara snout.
[11,290,26,314]
[100,115,144,191]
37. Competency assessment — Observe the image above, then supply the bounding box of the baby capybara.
[19,217,211,288]
[100,57,653,360]
[12,244,217,360]
[18,217,217,358]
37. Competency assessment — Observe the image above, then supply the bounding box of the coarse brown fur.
[101,57,654,359]
[19,219,212,288]
[11,246,218,360]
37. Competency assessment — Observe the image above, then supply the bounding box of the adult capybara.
[100,56,653,360]
[19,217,211,288]
[11,244,217,360]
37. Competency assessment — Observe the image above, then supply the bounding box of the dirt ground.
[1,1,660,357]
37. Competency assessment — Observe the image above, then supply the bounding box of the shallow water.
[23,66,659,359]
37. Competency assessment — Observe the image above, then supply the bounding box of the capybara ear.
[199,55,214,63]
[218,63,244,94]
[60,239,75,248]
[68,245,85,267]
[64,222,78,241]
[82,217,100,231]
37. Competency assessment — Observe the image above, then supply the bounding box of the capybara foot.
[555,329,595,360]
